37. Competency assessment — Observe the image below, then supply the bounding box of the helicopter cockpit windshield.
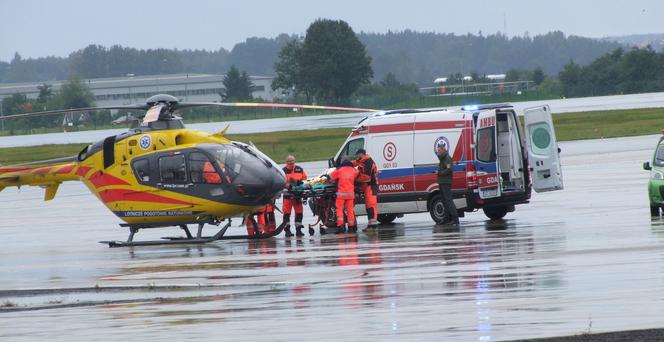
[200,143,285,200]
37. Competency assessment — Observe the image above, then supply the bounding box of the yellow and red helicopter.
[0,94,375,247]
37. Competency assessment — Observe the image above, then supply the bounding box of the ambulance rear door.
[523,105,564,192]
[475,110,501,199]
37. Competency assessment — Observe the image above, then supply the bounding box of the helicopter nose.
[229,156,285,205]
[268,167,286,197]
[217,142,286,206]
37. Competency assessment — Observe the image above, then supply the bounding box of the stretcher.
[288,182,365,234]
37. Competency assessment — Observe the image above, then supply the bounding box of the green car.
[644,137,664,216]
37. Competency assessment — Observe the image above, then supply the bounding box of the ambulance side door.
[523,105,563,192]
[412,122,464,189]
[369,116,416,213]
[475,111,501,199]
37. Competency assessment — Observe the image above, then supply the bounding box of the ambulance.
[328,104,563,224]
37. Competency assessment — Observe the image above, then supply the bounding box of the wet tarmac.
[2,91,664,147]
[1,134,664,341]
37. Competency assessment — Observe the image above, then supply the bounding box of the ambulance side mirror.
[644,161,652,171]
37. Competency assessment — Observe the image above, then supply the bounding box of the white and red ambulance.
[329,104,563,224]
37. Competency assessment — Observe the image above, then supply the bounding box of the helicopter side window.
[132,158,151,183]
[189,152,222,184]
[159,155,187,183]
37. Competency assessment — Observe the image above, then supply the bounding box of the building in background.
[0,73,277,106]
[422,74,531,96]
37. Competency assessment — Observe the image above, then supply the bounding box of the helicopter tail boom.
[0,156,80,201]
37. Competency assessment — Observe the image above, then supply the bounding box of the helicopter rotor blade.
[175,102,379,113]
[0,95,379,122]
[1,104,149,120]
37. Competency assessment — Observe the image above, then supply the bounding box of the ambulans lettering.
[477,174,499,187]
[479,116,496,128]
[379,183,405,191]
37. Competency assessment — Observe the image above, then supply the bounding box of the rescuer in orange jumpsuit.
[256,202,276,234]
[330,157,360,234]
[282,155,308,237]
[353,149,379,230]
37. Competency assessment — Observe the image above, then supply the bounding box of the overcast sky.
[1,0,663,62]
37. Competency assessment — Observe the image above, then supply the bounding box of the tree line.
[2,18,661,131]
[557,47,664,97]
[0,30,622,86]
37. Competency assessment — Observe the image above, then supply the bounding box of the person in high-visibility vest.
[256,202,276,233]
[282,155,307,237]
[354,149,379,230]
[330,157,359,234]
[246,203,276,236]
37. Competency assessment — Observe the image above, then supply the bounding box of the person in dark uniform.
[436,144,459,225]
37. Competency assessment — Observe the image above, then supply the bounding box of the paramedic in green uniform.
[437,144,459,225]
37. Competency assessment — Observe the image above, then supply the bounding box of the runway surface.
[1,134,664,341]
[2,91,664,147]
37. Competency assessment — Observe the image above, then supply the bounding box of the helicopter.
[0,94,376,247]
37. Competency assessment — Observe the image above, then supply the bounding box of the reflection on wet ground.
[2,135,664,341]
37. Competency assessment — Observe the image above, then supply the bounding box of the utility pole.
[127,74,135,104]
[185,73,188,101]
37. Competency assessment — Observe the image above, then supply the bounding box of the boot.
[295,225,305,237]
[362,225,377,233]
[320,227,327,235]
[335,225,347,234]
[347,225,358,234]
[284,224,293,237]
[308,227,315,236]
[282,214,292,236]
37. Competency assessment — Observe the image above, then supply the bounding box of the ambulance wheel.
[483,206,509,220]
[377,214,397,224]
[651,205,660,217]
[429,195,449,224]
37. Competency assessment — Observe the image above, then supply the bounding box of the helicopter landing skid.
[162,222,286,241]
[101,220,285,248]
